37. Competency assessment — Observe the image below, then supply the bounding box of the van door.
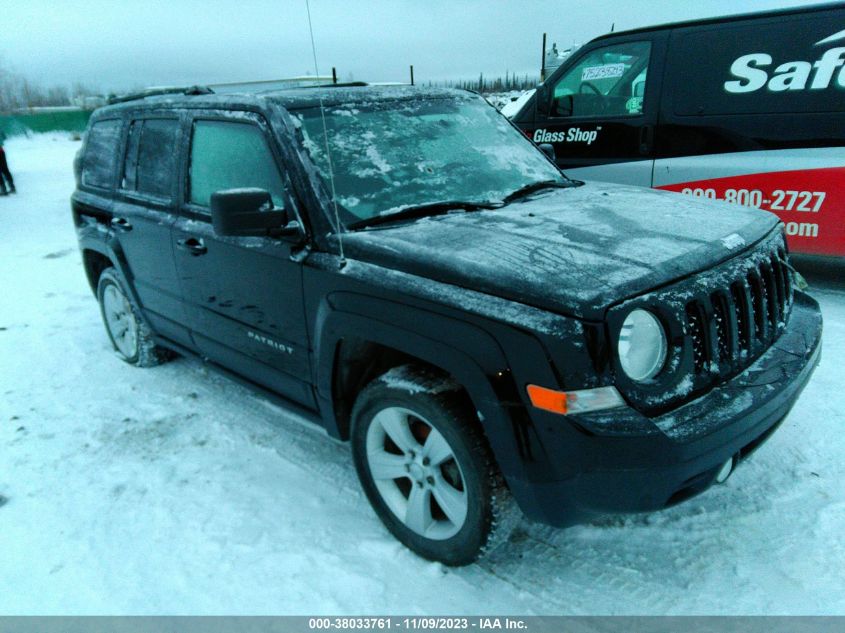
[112,115,192,347]
[172,111,314,408]
[654,7,845,257]
[523,34,665,186]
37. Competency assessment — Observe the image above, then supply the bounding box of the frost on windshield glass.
[297,97,561,223]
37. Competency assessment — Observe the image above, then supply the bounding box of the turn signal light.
[526,384,569,414]
[526,384,626,415]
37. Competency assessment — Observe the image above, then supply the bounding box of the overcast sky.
[1,0,824,92]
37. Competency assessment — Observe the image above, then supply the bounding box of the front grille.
[684,246,792,376]
[609,230,794,417]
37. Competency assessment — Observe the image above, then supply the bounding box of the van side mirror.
[538,143,556,161]
[535,83,550,115]
[210,188,301,238]
[551,95,573,117]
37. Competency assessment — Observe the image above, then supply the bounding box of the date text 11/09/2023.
[308,618,528,630]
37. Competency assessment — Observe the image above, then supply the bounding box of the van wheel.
[351,365,518,566]
[96,267,169,367]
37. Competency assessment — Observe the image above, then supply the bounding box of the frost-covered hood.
[339,182,780,320]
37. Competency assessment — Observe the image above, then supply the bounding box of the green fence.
[0,109,92,138]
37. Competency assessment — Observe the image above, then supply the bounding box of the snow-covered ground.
[1,134,844,615]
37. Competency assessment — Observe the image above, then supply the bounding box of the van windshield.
[295,96,565,226]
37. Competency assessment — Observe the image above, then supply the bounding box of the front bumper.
[508,291,822,527]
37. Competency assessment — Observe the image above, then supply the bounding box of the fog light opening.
[715,456,736,484]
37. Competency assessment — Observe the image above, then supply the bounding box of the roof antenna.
[305,0,346,269]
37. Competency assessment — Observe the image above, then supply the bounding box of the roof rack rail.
[254,81,370,94]
[107,85,214,105]
[318,81,369,88]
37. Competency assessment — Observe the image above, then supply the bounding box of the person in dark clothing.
[0,136,15,195]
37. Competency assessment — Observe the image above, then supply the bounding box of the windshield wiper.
[348,199,501,230]
[501,179,575,204]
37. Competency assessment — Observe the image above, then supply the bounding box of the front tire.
[351,365,517,566]
[96,267,169,367]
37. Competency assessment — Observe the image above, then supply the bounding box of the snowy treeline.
[0,62,100,111]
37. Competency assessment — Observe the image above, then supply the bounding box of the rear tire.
[351,365,518,566]
[96,267,170,367]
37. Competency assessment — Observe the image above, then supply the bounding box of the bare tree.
[0,58,98,111]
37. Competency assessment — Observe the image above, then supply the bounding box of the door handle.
[110,217,133,232]
[177,237,207,256]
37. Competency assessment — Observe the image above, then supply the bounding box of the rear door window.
[121,118,180,199]
[188,120,286,209]
[550,41,652,118]
[82,119,122,189]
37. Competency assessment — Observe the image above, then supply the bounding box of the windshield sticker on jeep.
[724,38,845,93]
[581,63,625,81]
[533,127,601,145]
[247,330,293,355]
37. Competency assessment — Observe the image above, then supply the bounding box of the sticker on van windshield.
[625,96,643,114]
[581,64,625,81]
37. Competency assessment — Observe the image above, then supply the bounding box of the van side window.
[121,119,180,199]
[550,41,651,118]
[82,119,122,189]
[188,120,286,209]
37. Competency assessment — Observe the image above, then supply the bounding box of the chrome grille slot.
[711,291,732,363]
[685,302,708,373]
[748,270,767,343]
[730,281,750,355]
[761,262,778,333]
[771,254,785,323]
[779,248,792,305]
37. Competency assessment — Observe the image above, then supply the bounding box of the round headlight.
[618,309,667,381]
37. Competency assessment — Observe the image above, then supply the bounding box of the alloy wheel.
[102,283,138,359]
[365,406,469,540]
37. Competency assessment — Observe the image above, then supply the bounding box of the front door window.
[189,120,287,209]
[550,41,651,118]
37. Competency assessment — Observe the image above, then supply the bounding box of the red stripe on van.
[657,167,845,257]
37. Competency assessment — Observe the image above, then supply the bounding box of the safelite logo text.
[724,29,845,93]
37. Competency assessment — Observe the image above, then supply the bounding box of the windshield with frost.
[295,96,565,226]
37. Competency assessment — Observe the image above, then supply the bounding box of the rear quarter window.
[82,119,122,189]
[669,9,845,116]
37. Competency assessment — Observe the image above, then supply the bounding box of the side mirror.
[210,188,302,238]
[633,81,645,98]
[535,83,550,115]
[538,143,556,161]
[551,95,573,117]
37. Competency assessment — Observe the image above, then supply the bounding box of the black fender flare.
[77,229,141,309]
[312,291,540,482]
